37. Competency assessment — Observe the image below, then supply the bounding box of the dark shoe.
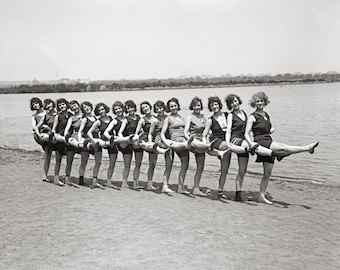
[235,191,243,201]
[249,143,259,156]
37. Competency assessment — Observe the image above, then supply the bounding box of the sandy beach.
[0,147,339,270]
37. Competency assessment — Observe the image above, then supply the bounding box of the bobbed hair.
[43,99,56,110]
[225,94,242,110]
[80,101,93,114]
[112,101,125,114]
[30,97,43,111]
[153,100,166,113]
[189,96,203,110]
[69,100,79,107]
[166,97,181,113]
[249,91,270,108]
[124,100,137,113]
[207,96,222,111]
[94,102,110,116]
[140,101,152,114]
[56,98,69,111]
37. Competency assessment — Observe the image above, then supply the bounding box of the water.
[1,83,339,186]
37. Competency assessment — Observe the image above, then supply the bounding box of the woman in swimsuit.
[30,97,52,183]
[88,102,119,189]
[149,100,174,194]
[225,94,291,201]
[63,100,83,186]
[244,91,319,204]
[202,96,232,199]
[161,98,192,195]
[184,97,229,196]
[51,98,73,186]
[78,101,103,189]
[104,101,135,188]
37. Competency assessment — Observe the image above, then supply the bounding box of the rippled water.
[1,83,339,186]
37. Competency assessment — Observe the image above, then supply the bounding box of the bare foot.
[192,188,207,196]
[54,180,65,186]
[162,184,174,193]
[177,186,190,195]
[258,193,273,205]
[146,182,158,190]
[308,142,319,154]
[106,182,120,190]
[121,180,130,188]
[90,183,105,189]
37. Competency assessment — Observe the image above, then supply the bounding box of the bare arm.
[184,115,192,140]
[35,115,46,136]
[103,119,116,140]
[148,118,157,143]
[118,119,127,137]
[160,117,171,147]
[244,115,255,147]
[52,114,59,133]
[134,118,144,139]
[202,118,212,144]
[64,117,73,135]
[88,119,100,142]
[78,117,87,142]
[225,113,233,147]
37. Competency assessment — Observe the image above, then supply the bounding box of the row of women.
[31,92,319,204]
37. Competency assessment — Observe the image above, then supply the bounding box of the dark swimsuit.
[124,115,143,153]
[83,116,102,153]
[99,116,118,154]
[209,112,228,150]
[251,112,274,164]
[231,111,249,158]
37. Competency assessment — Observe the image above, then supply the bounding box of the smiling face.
[154,106,164,116]
[98,105,106,116]
[58,102,67,112]
[113,105,123,116]
[141,103,151,115]
[32,102,41,110]
[168,101,179,114]
[231,97,240,110]
[209,102,220,113]
[70,103,79,113]
[82,104,92,114]
[255,97,265,109]
[126,106,135,115]
[192,102,202,113]
[45,102,54,111]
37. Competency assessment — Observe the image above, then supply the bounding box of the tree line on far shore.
[1,72,339,94]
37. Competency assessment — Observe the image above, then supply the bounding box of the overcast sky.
[1,0,339,81]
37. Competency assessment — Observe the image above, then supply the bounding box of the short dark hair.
[207,96,222,111]
[166,98,181,113]
[56,98,69,111]
[140,101,152,114]
[153,100,166,113]
[112,101,124,114]
[94,102,110,116]
[30,97,43,111]
[124,100,137,113]
[43,99,56,110]
[80,101,93,114]
[189,96,203,110]
[249,91,270,108]
[225,94,242,110]
[69,100,79,107]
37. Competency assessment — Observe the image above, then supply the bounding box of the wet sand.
[0,147,339,270]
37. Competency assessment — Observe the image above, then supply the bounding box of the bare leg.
[146,152,158,190]
[235,157,248,201]
[176,151,190,194]
[79,151,90,185]
[162,150,174,193]
[43,147,52,181]
[121,153,132,188]
[54,151,64,186]
[217,151,231,198]
[192,153,206,196]
[91,151,104,189]
[270,141,319,154]
[65,150,75,186]
[258,162,274,205]
[133,151,144,189]
[106,153,119,189]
